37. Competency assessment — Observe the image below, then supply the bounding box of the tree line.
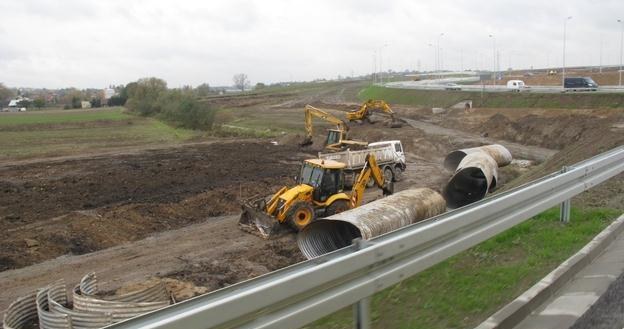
[124,77,216,130]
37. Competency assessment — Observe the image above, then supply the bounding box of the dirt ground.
[1,93,623,310]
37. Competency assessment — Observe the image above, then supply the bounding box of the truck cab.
[368,140,405,165]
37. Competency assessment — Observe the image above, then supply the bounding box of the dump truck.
[318,140,406,187]
[239,154,392,238]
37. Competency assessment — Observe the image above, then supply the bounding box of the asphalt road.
[385,80,624,94]
[570,271,624,329]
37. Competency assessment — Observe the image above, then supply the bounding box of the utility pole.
[489,34,496,85]
[437,33,444,78]
[372,50,377,84]
[379,44,388,84]
[562,16,572,88]
[600,34,603,73]
[618,19,623,86]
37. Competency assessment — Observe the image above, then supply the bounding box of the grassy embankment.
[307,207,620,329]
[359,85,624,108]
[0,107,199,160]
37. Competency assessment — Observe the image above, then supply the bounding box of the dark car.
[564,77,598,91]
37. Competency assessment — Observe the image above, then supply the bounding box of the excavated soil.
[0,141,308,271]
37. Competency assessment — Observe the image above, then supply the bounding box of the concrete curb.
[475,214,624,329]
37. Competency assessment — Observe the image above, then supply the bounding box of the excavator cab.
[325,129,344,148]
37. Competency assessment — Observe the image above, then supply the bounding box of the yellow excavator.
[346,99,403,128]
[300,104,368,151]
[239,153,393,238]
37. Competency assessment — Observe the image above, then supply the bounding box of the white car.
[506,80,526,92]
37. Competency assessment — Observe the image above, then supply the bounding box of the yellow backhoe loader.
[346,99,403,128]
[239,154,393,238]
[300,104,368,151]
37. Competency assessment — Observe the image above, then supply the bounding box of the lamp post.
[372,50,377,84]
[427,43,435,71]
[437,33,444,78]
[618,19,623,86]
[379,44,388,84]
[562,16,572,88]
[489,34,496,85]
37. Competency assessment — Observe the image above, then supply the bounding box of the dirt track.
[4,98,622,312]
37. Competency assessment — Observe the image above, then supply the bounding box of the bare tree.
[233,73,249,92]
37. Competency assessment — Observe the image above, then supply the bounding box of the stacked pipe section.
[297,188,446,259]
[443,144,512,209]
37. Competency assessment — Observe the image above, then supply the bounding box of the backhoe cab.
[239,154,393,238]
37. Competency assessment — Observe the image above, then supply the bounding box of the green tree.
[33,98,46,109]
[194,83,211,97]
[71,96,81,109]
[158,90,216,130]
[0,83,14,104]
[125,78,167,116]
[254,82,266,90]
[90,98,102,108]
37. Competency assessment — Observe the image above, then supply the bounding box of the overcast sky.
[1,0,623,89]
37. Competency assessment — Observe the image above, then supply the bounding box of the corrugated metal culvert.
[2,272,171,329]
[297,188,446,259]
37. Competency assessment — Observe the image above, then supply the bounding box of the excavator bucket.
[300,136,313,147]
[238,198,287,239]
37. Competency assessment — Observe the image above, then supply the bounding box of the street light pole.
[562,16,572,88]
[618,19,623,86]
[379,44,388,84]
[489,34,496,85]
[427,43,436,71]
[437,33,444,78]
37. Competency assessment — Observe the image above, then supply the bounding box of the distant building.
[81,101,91,109]
[103,88,115,100]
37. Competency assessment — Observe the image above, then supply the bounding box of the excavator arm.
[346,100,402,128]
[301,105,349,146]
[350,154,393,208]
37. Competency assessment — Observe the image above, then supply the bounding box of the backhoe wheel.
[286,202,315,231]
[384,167,394,184]
[325,199,350,216]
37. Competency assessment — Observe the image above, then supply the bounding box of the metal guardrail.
[109,146,624,329]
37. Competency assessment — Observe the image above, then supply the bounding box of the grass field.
[0,107,201,160]
[0,107,129,126]
[359,85,624,109]
[306,207,620,329]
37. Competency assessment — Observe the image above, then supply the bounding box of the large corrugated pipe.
[443,144,512,171]
[443,151,500,209]
[297,188,446,259]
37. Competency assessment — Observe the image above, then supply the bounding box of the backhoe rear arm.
[350,154,392,208]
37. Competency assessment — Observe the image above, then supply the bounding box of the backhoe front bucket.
[239,201,286,239]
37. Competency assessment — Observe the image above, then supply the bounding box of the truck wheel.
[326,199,350,216]
[286,202,315,231]
[393,165,404,182]
[366,177,375,188]
[384,167,394,184]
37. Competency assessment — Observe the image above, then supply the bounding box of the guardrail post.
[352,239,371,329]
[559,166,571,223]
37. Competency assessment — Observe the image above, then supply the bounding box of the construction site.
[1,69,624,328]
